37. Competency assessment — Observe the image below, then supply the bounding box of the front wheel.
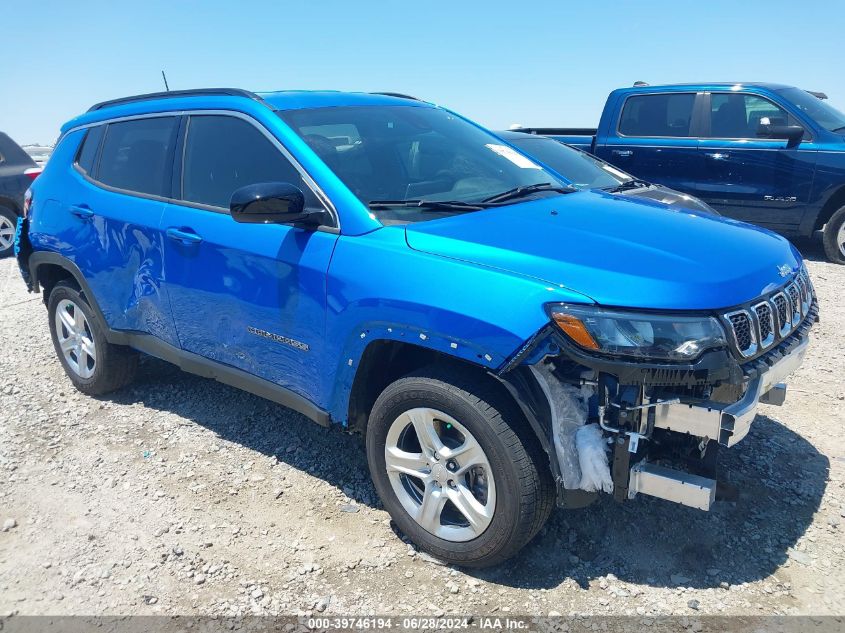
[366,367,554,568]
[822,205,845,265]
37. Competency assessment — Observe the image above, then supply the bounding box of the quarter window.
[75,125,104,175]
[181,115,321,211]
[619,93,696,137]
[97,117,177,197]
[708,93,802,139]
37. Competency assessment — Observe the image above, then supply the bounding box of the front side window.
[777,87,845,134]
[75,125,104,175]
[280,105,569,224]
[181,115,321,211]
[97,117,177,197]
[708,93,801,139]
[506,136,632,189]
[619,93,696,138]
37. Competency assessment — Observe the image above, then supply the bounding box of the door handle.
[166,227,203,244]
[70,205,94,219]
[704,152,730,161]
[611,149,634,158]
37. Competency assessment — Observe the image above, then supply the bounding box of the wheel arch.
[346,339,489,433]
[344,338,556,478]
[814,184,845,232]
[29,252,110,335]
[0,195,22,215]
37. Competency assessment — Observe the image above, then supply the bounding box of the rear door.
[696,92,818,232]
[66,116,180,346]
[161,113,338,400]
[601,92,705,196]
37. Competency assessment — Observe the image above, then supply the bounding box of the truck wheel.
[822,205,845,265]
[47,280,138,395]
[366,367,554,568]
[0,206,17,259]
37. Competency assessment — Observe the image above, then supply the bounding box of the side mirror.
[230,182,323,226]
[757,122,804,146]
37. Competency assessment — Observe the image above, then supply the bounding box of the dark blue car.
[519,83,845,263]
[15,88,817,567]
[498,129,718,216]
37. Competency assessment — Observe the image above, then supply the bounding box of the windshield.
[778,87,845,133]
[505,135,634,189]
[279,105,569,224]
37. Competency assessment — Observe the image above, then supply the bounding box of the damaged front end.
[496,267,818,512]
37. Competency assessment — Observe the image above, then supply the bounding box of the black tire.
[47,280,138,395]
[822,205,845,265]
[366,366,555,568]
[0,205,17,259]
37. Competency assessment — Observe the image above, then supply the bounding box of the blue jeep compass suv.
[16,88,817,567]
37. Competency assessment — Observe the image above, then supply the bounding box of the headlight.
[548,305,727,361]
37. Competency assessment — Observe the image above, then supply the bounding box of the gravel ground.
[0,242,843,618]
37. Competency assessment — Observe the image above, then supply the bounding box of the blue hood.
[404,191,802,311]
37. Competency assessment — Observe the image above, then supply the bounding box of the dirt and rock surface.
[1,242,843,619]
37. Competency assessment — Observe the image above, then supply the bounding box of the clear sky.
[2,0,842,144]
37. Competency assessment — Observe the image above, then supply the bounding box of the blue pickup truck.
[517,83,845,263]
[15,89,817,567]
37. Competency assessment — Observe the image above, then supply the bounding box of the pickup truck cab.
[519,83,845,263]
[16,89,817,567]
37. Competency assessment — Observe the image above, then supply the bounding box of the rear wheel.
[0,206,17,259]
[822,205,845,265]
[47,280,138,394]
[366,367,554,568]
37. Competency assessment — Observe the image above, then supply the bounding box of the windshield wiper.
[602,179,649,193]
[481,182,576,204]
[368,199,485,212]
[832,125,845,133]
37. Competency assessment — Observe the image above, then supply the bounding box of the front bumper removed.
[507,307,816,513]
[651,336,808,449]
[625,336,808,511]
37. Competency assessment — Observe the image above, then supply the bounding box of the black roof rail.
[372,92,421,101]
[87,88,275,112]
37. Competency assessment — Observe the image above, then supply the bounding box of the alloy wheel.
[54,299,97,379]
[0,215,15,253]
[384,407,496,542]
[838,221,845,258]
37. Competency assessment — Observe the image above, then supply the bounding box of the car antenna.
[633,81,649,87]
[161,70,170,92]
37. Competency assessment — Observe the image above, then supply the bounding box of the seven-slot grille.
[723,268,814,359]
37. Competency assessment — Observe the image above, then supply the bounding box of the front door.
[161,114,337,401]
[696,92,818,233]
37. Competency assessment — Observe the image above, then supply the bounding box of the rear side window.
[619,93,696,137]
[98,117,178,197]
[75,125,104,175]
[181,115,320,210]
